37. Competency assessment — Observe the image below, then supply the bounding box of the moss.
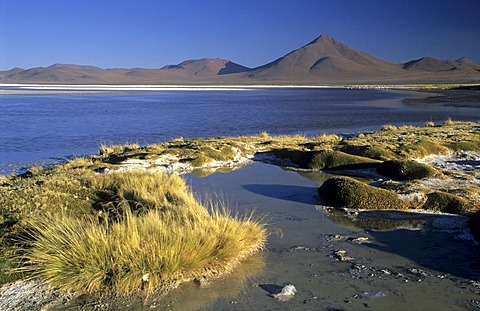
[191,154,213,167]
[446,141,480,152]
[311,150,381,170]
[0,255,20,285]
[399,139,449,158]
[272,149,380,170]
[422,191,475,215]
[318,177,406,210]
[377,160,437,180]
[340,145,397,161]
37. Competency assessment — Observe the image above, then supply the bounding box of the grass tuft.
[7,171,266,295]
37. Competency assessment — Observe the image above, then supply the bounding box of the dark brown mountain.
[0,35,478,84]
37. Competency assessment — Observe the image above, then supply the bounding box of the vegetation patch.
[421,191,476,216]
[272,149,380,170]
[340,145,397,161]
[377,160,438,180]
[318,177,406,210]
[398,139,450,158]
[1,169,266,295]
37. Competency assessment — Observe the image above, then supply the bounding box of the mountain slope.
[246,35,404,81]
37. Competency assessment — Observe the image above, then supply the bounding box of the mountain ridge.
[1,34,479,84]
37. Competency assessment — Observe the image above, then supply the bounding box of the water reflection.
[146,254,265,310]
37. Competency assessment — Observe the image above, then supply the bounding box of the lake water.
[0,87,478,174]
[1,88,480,310]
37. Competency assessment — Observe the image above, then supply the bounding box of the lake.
[0,87,478,174]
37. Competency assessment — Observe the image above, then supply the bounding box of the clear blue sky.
[0,0,479,70]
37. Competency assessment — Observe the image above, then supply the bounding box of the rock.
[359,291,386,298]
[333,249,354,262]
[273,284,297,302]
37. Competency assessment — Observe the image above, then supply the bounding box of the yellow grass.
[12,171,266,295]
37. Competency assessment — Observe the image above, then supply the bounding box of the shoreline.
[1,83,477,95]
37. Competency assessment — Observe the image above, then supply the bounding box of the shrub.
[377,160,437,180]
[318,177,406,210]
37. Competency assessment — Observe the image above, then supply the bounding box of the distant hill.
[1,35,479,84]
[161,58,251,76]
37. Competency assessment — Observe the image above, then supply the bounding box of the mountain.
[161,58,250,76]
[1,35,479,84]
[403,57,457,71]
[246,35,404,81]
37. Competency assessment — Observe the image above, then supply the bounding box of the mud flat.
[164,164,480,310]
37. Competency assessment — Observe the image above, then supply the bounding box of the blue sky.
[0,0,479,70]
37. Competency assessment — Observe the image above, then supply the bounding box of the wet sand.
[115,163,480,311]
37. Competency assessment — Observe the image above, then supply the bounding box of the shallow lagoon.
[1,87,478,174]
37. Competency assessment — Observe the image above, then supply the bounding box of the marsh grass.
[11,171,266,295]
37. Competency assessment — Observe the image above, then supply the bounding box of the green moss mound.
[272,149,380,170]
[340,145,397,161]
[446,141,480,152]
[318,177,406,210]
[377,160,437,180]
[422,191,475,215]
[399,139,449,158]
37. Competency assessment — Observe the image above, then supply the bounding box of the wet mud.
[131,163,480,311]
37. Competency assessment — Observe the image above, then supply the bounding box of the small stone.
[273,284,297,302]
[334,250,354,262]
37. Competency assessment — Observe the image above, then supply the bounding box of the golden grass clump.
[381,124,398,132]
[16,171,266,295]
[258,131,269,139]
[315,134,342,143]
[100,143,140,156]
